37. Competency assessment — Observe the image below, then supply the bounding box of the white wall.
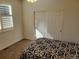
[22,0,35,40]
[62,0,79,43]
[0,0,23,50]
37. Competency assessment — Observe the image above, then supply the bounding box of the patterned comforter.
[20,38,79,59]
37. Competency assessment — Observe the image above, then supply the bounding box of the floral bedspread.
[20,38,79,59]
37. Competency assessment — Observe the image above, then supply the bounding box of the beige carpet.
[0,39,32,59]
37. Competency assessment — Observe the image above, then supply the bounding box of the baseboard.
[24,36,36,41]
[22,38,33,41]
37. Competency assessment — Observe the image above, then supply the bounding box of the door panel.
[47,11,63,40]
[35,12,47,36]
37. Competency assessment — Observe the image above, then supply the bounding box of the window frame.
[0,4,14,32]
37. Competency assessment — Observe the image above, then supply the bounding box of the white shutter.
[0,6,10,15]
[2,16,13,29]
[0,5,13,30]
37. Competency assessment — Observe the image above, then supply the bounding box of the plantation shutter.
[0,6,10,15]
[0,5,13,30]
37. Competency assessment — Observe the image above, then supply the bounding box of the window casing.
[0,4,13,32]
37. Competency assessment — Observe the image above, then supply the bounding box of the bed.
[20,38,79,59]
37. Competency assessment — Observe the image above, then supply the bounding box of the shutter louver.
[2,16,13,29]
[0,6,9,15]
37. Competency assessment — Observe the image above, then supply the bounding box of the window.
[0,4,13,31]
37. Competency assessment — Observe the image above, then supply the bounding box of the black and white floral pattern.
[20,38,79,59]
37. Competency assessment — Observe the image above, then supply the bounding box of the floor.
[0,39,33,59]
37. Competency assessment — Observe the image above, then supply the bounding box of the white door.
[35,11,48,37]
[35,11,63,40]
[47,11,63,40]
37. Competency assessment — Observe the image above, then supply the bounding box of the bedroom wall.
[22,1,35,40]
[61,0,79,43]
[0,0,23,50]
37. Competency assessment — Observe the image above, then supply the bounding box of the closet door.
[47,11,63,40]
[35,11,48,37]
[35,11,63,40]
